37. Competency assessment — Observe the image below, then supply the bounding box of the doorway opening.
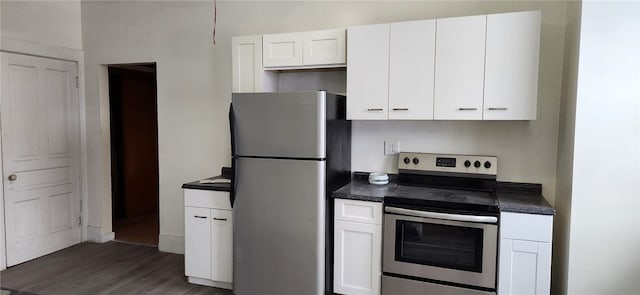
[108,63,159,246]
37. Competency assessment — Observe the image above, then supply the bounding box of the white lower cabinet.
[184,189,233,290]
[498,212,553,295]
[334,199,382,295]
[185,207,212,280]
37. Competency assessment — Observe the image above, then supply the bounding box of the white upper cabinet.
[303,29,346,66]
[484,11,541,120]
[232,35,264,92]
[263,29,346,69]
[347,23,390,120]
[434,15,487,120]
[389,20,436,120]
[263,32,304,68]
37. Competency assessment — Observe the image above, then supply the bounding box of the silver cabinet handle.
[367,108,384,112]
[213,218,228,221]
[385,206,498,224]
[458,108,478,111]
[194,215,207,219]
[488,107,508,111]
[8,174,17,181]
[392,108,409,111]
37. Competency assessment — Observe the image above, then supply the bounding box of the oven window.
[395,220,483,272]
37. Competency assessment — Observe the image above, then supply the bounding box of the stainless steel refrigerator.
[230,91,351,295]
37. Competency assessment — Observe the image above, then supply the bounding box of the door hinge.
[78,216,82,225]
[76,76,79,88]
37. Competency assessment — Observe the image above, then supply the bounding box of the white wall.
[552,1,581,294]
[0,0,82,50]
[80,1,570,253]
[566,1,640,294]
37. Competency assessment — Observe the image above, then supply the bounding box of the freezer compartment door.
[234,157,326,295]
[232,91,326,159]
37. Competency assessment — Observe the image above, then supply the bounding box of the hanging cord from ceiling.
[212,0,217,45]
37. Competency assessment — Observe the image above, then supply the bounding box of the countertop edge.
[332,180,555,215]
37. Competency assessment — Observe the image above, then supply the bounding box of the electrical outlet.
[384,141,400,155]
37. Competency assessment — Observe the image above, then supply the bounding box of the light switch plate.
[384,141,400,155]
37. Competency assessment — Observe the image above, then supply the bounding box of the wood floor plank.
[0,241,232,295]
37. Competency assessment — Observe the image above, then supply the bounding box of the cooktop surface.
[385,185,499,214]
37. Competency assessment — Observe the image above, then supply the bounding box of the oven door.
[383,207,498,289]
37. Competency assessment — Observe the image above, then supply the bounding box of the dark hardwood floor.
[0,241,232,295]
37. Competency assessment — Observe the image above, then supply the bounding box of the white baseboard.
[87,226,115,243]
[159,234,184,254]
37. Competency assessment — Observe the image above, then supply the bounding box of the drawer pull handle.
[367,108,384,112]
[392,108,409,111]
[488,107,508,111]
[194,215,207,219]
[213,218,228,221]
[458,108,478,111]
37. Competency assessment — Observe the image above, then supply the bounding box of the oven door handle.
[385,207,498,224]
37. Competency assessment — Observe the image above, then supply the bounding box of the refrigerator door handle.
[229,102,237,207]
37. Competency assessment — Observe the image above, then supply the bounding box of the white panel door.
[484,11,541,120]
[303,29,346,66]
[263,32,303,68]
[232,35,264,92]
[434,15,487,120]
[334,220,382,295]
[389,20,436,120]
[1,52,81,266]
[498,239,552,295]
[211,209,233,283]
[185,206,212,279]
[347,23,390,120]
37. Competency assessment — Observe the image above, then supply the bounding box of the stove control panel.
[398,152,498,176]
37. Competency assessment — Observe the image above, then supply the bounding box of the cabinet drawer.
[184,189,231,210]
[335,199,382,225]
[500,212,553,242]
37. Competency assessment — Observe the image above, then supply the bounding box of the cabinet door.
[484,11,541,120]
[389,20,436,120]
[211,209,233,283]
[334,220,382,295]
[185,206,211,279]
[303,29,346,66]
[498,239,552,295]
[263,32,303,68]
[434,15,486,120]
[232,35,263,92]
[347,23,390,120]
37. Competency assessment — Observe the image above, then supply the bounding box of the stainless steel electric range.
[382,152,500,295]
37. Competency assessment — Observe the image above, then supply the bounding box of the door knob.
[8,174,17,181]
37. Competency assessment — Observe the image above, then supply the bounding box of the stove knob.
[474,160,481,168]
[403,157,410,164]
[484,161,492,169]
[413,157,420,165]
[464,160,471,168]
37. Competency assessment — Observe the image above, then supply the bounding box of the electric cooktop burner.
[386,152,500,214]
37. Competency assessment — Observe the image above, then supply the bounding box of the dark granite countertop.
[332,178,555,215]
[495,181,555,215]
[497,192,555,215]
[182,175,231,192]
[332,179,397,202]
